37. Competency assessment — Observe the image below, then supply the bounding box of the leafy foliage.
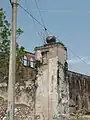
[0,8,25,83]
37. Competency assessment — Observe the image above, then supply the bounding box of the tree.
[0,8,25,83]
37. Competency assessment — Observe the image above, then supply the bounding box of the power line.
[34,0,48,37]
[67,47,88,65]
[57,38,89,66]
[18,3,47,31]
[25,0,46,43]
[25,0,28,10]
[8,0,12,6]
[25,0,37,29]
[18,3,48,44]
[34,0,46,29]
[17,3,90,68]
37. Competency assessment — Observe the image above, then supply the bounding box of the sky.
[1,0,90,75]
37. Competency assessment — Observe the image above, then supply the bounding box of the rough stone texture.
[0,100,34,120]
[35,57,59,120]
[35,42,69,120]
[58,66,69,120]
[68,71,90,113]
[0,45,90,119]
[17,66,36,82]
[1,69,90,119]
[0,79,37,120]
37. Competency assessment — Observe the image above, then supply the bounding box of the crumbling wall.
[68,71,90,113]
[57,60,69,119]
[0,79,37,120]
[35,42,69,120]
[35,57,59,120]
[16,66,36,82]
[1,48,90,119]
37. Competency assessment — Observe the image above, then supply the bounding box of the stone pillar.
[35,42,69,120]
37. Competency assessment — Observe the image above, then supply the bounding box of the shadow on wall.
[68,71,90,113]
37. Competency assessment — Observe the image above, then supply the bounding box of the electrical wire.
[8,2,88,67]
[67,47,88,65]
[25,0,37,31]
[25,0,46,43]
[19,2,48,44]
[57,38,90,67]
[25,0,28,10]
[18,3,90,69]
[34,0,48,37]
[18,3,47,31]
[8,0,12,6]
[33,1,50,116]
[34,0,46,29]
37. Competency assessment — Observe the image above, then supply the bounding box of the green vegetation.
[0,8,25,83]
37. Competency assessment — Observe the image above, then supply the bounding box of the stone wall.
[0,70,90,119]
[1,52,90,119]
[35,42,69,120]
[0,78,37,120]
[68,71,90,113]
[35,57,59,120]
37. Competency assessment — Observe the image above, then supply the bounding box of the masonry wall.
[68,71,90,113]
[35,42,69,120]
[0,66,37,120]
[0,78,37,120]
[0,69,90,119]
[35,57,59,120]
[1,50,90,119]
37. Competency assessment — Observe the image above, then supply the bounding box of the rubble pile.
[14,104,33,120]
[0,101,34,120]
[0,101,7,119]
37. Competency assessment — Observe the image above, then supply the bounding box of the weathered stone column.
[35,38,69,120]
